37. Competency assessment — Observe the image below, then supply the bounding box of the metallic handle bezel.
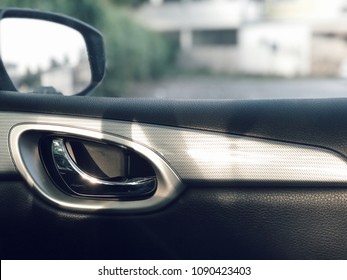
[9,124,183,213]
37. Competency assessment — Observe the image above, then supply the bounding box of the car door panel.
[2,181,347,259]
[2,93,347,259]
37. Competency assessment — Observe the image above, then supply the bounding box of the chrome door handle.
[51,138,157,199]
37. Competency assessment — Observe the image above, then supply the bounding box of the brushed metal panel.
[2,112,347,183]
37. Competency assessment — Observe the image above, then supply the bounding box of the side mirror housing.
[0,8,105,95]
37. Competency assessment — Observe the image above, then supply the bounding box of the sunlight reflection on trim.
[3,112,347,184]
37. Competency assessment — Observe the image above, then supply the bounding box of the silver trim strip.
[2,112,347,187]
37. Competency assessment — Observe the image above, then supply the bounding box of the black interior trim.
[2,92,347,157]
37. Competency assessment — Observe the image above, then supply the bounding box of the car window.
[3,0,347,99]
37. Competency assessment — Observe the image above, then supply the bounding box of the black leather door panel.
[1,181,347,259]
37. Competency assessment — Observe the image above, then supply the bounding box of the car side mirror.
[0,8,105,95]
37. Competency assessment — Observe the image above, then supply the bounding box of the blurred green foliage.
[2,0,174,96]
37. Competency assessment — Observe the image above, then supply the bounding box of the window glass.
[3,0,347,99]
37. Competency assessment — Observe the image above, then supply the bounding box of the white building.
[134,0,264,73]
[41,56,91,95]
[239,23,311,77]
[134,0,347,77]
[264,0,347,22]
[264,0,347,77]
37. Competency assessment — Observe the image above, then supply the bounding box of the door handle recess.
[51,138,157,199]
